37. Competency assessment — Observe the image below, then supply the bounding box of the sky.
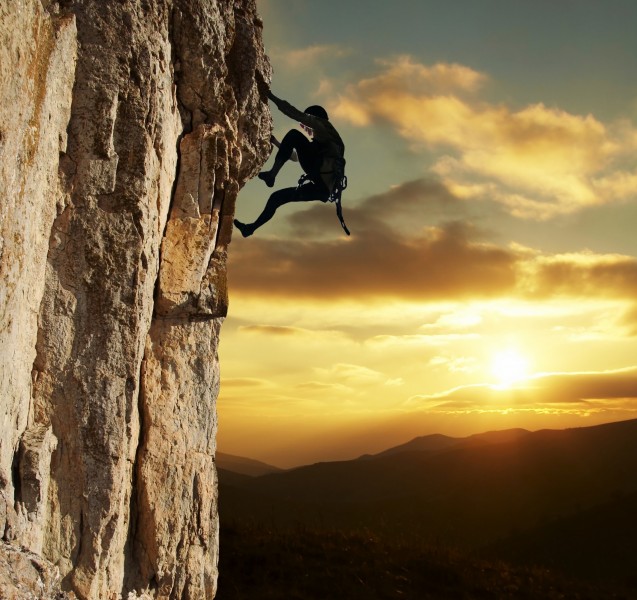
[218,0,637,468]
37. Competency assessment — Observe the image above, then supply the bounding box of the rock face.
[0,541,70,600]
[0,1,271,597]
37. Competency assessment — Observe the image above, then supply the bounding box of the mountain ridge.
[216,452,283,477]
[358,427,533,461]
[219,417,637,586]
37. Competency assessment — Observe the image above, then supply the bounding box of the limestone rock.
[0,0,271,597]
[0,541,71,599]
[0,0,77,547]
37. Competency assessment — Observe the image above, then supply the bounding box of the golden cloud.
[358,55,487,94]
[230,179,637,304]
[314,363,386,385]
[239,325,311,336]
[295,381,353,393]
[222,377,271,389]
[238,324,351,345]
[622,306,637,336]
[408,368,637,413]
[330,56,637,218]
[271,44,350,69]
[366,333,480,350]
[229,219,517,301]
[522,252,637,298]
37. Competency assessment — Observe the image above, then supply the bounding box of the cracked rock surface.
[0,1,271,597]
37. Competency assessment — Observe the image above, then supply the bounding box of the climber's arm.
[268,90,324,131]
[268,91,304,121]
[258,74,313,125]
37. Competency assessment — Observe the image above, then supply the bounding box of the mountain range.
[216,452,283,477]
[218,418,637,587]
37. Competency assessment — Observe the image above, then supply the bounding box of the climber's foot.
[258,170,275,188]
[234,219,254,238]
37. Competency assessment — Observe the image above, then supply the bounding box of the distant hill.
[219,418,637,587]
[216,452,283,477]
[360,427,531,459]
[358,433,461,459]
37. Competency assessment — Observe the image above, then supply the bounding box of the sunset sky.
[218,0,637,468]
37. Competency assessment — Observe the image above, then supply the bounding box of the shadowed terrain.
[218,419,637,595]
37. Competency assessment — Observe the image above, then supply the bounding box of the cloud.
[333,56,485,113]
[429,355,480,374]
[385,378,405,387]
[421,310,483,331]
[230,180,518,301]
[230,178,637,305]
[521,251,637,299]
[295,381,353,393]
[622,306,637,336]
[230,221,517,300]
[408,368,637,413]
[239,325,307,336]
[592,171,637,202]
[271,44,350,70]
[237,324,351,345]
[330,55,637,219]
[314,363,386,385]
[287,177,466,238]
[366,333,480,350]
[222,377,271,389]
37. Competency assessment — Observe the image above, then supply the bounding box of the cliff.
[0,1,271,597]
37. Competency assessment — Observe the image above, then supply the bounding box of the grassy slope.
[217,521,634,600]
[485,490,637,587]
[217,420,637,597]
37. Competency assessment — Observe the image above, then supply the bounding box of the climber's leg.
[234,181,329,237]
[234,187,297,237]
[258,129,317,187]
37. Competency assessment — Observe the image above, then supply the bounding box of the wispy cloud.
[314,363,387,385]
[622,306,637,336]
[295,381,353,393]
[240,324,307,336]
[330,55,637,219]
[271,44,350,70]
[408,368,637,413]
[366,333,481,350]
[238,324,351,343]
[222,377,271,389]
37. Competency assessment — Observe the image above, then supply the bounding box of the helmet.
[304,105,329,120]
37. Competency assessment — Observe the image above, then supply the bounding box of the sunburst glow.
[491,348,530,388]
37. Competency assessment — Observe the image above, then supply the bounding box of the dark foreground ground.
[216,520,635,600]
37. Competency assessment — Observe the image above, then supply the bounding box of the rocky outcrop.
[0,541,70,599]
[0,1,271,598]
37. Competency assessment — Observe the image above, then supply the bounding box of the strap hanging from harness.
[296,159,350,236]
[330,174,350,236]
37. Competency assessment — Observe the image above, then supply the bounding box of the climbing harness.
[296,158,350,236]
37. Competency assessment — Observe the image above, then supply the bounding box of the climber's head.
[304,105,329,120]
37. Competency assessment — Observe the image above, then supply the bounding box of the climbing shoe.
[233,219,254,238]
[258,170,276,188]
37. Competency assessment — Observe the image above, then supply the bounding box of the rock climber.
[234,83,349,237]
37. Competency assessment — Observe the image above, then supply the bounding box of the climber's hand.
[255,71,270,101]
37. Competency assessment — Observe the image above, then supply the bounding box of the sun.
[491,348,530,388]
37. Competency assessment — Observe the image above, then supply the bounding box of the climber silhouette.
[234,83,348,237]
